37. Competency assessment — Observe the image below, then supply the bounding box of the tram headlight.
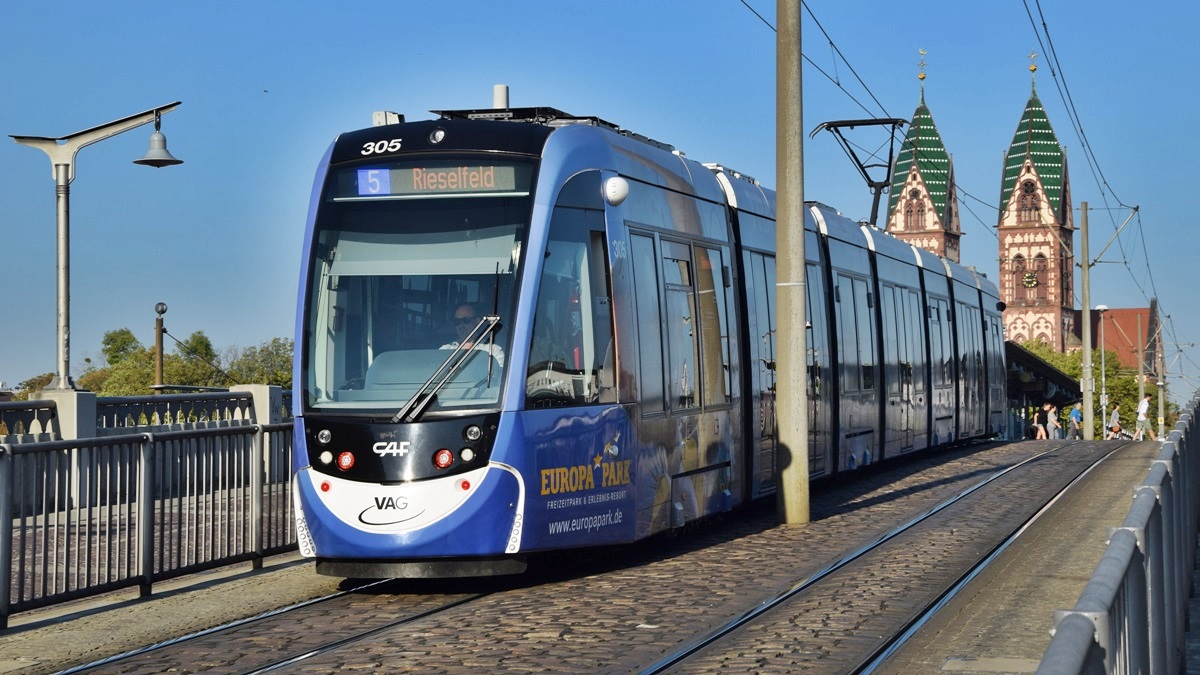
[318,451,333,465]
[464,425,483,442]
[316,429,332,445]
[460,448,475,462]
[336,452,355,471]
[433,448,454,470]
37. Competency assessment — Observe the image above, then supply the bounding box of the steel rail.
[853,440,1128,672]
[638,443,1075,674]
[247,592,488,673]
[55,577,396,674]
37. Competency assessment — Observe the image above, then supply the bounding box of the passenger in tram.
[440,303,506,367]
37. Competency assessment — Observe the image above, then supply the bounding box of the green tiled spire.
[999,85,1064,215]
[887,90,952,223]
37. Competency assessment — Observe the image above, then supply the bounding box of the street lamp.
[11,102,183,390]
[154,302,168,393]
[1096,304,1109,417]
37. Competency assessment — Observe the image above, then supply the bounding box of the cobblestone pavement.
[0,440,1169,674]
[877,440,1166,674]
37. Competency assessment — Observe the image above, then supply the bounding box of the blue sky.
[2,1,1197,398]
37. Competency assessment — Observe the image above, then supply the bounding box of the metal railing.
[0,399,57,441]
[96,391,255,432]
[1038,393,1200,674]
[0,389,295,629]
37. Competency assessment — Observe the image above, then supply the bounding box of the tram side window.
[743,250,774,420]
[630,233,665,412]
[697,246,731,406]
[957,303,983,406]
[836,275,861,392]
[882,284,901,397]
[663,240,700,409]
[929,298,951,387]
[526,173,616,408]
[835,274,877,392]
[853,277,875,391]
[905,289,926,396]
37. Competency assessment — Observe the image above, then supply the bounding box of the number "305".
[361,139,402,156]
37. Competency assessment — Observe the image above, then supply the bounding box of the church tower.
[885,52,962,262]
[998,55,1075,350]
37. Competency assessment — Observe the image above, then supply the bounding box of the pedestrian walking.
[1035,402,1050,439]
[1068,402,1083,439]
[1134,393,1157,441]
[1105,403,1121,440]
[1047,404,1062,439]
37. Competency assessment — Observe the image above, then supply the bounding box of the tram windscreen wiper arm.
[391,314,500,424]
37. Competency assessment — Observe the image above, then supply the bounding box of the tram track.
[57,579,491,674]
[10,439,1131,673]
[639,440,1123,674]
[851,442,1115,673]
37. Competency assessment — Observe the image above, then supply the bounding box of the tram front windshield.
[303,157,534,415]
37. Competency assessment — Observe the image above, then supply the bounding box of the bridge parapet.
[0,386,291,444]
[0,399,57,442]
[96,391,254,436]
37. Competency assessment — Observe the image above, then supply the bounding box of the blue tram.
[291,107,1006,577]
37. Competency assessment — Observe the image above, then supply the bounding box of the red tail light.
[433,448,454,469]
[337,452,355,471]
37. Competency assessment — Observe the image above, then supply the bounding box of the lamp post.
[1096,304,1109,417]
[11,102,183,390]
[154,302,168,393]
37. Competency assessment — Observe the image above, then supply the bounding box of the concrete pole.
[776,0,809,524]
[1079,202,1095,439]
[1157,316,1165,439]
[1137,314,1144,401]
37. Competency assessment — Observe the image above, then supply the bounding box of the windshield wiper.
[391,314,500,423]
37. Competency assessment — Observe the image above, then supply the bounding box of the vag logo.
[373,441,411,457]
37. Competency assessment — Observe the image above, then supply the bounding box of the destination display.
[333,161,530,199]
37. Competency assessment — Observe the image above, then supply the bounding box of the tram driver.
[441,303,506,367]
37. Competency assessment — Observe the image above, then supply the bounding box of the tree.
[12,373,53,401]
[101,328,143,366]
[1020,339,1176,438]
[96,348,156,396]
[11,330,293,399]
[228,337,293,387]
[167,331,229,388]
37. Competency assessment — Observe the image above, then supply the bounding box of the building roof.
[887,91,952,221]
[1006,340,1081,406]
[1095,305,1158,373]
[1000,85,1065,214]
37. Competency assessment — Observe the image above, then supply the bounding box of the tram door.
[804,260,830,478]
[879,283,927,456]
[881,283,913,454]
[742,250,777,497]
[833,272,879,470]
